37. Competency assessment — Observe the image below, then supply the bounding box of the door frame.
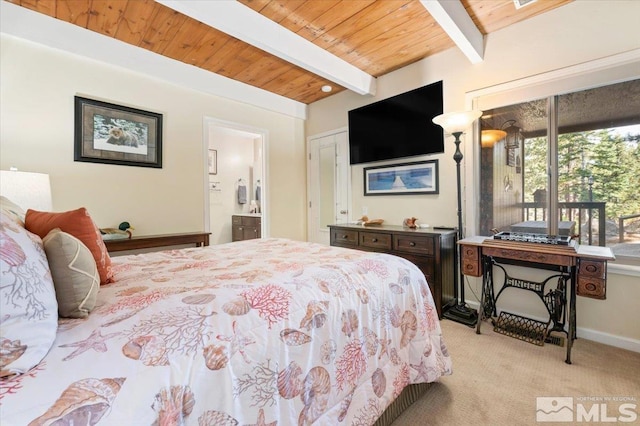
[203,116,269,240]
[306,127,351,243]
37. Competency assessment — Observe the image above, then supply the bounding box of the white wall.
[0,34,307,241]
[306,1,640,347]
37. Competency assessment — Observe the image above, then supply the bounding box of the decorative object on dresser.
[403,217,418,229]
[328,223,456,318]
[458,235,614,364]
[232,214,261,241]
[432,109,483,327]
[355,215,384,226]
[100,221,134,240]
[74,96,163,168]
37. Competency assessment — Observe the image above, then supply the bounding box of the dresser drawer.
[393,235,434,255]
[243,216,260,226]
[331,228,358,247]
[398,253,435,282]
[461,245,482,277]
[360,231,392,250]
[577,276,606,299]
[578,259,606,279]
[482,246,573,267]
[232,215,261,226]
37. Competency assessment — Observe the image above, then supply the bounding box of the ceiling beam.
[158,0,377,96]
[0,1,307,119]
[420,0,484,64]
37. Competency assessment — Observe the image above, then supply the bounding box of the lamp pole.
[442,131,478,327]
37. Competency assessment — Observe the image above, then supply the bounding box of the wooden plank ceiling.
[7,0,572,104]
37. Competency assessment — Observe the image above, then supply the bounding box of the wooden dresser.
[328,224,456,318]
[232,214,261,242]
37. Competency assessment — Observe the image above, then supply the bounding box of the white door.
[307,130,350,245]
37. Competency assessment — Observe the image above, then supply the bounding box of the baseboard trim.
[464,301,640,353]
[577,328,640,353]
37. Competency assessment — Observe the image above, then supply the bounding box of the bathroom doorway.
[204,117,268,244]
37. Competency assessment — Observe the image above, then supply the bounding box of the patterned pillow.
[0,196,26,226]
[43,229,99,318]
[0,211,58,377]
[25,208,114,285]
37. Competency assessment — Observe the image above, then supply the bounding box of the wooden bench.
[104,232,210,253]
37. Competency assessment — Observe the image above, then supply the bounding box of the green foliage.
[524,128,640,220]
[523,136,547,201]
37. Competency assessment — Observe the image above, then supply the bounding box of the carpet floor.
[392,319,640,425]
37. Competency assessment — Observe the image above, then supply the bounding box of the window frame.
[465,49,640,274]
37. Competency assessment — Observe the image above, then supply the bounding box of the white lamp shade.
[432,110,483,133]
[0,170,52,211]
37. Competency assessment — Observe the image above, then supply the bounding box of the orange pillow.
[25,207,114,285]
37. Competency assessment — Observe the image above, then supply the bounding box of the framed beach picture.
[364,160,439,196]
[74,96,163,168]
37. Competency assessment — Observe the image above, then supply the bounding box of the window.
[478,79,640,265]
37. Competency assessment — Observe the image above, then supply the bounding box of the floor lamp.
[432,110,482,327]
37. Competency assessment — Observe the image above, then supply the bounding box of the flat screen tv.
[348,81,444,165]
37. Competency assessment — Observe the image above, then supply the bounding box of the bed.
[1,202,452,425]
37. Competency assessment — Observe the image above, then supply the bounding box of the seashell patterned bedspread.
[1,238,452,425]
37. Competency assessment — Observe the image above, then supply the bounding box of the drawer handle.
[409,242,416,247]
[239,227,243,230]
[342,234,348,239]
[585,264,598,273]
[372,238,378,242]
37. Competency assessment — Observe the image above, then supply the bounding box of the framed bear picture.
[74,96,163,168]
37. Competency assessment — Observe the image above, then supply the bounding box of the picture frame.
[208,149,217,175]
[74,96,163,168]
[363,160,439,196]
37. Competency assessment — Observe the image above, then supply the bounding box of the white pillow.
[0,210,58,377]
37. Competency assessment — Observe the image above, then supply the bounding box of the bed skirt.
[373,383,432,426]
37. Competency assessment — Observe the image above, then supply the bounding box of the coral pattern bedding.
[1,238,452,425]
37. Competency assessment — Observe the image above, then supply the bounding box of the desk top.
[329,223,456,236]
[459,236,615,261]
